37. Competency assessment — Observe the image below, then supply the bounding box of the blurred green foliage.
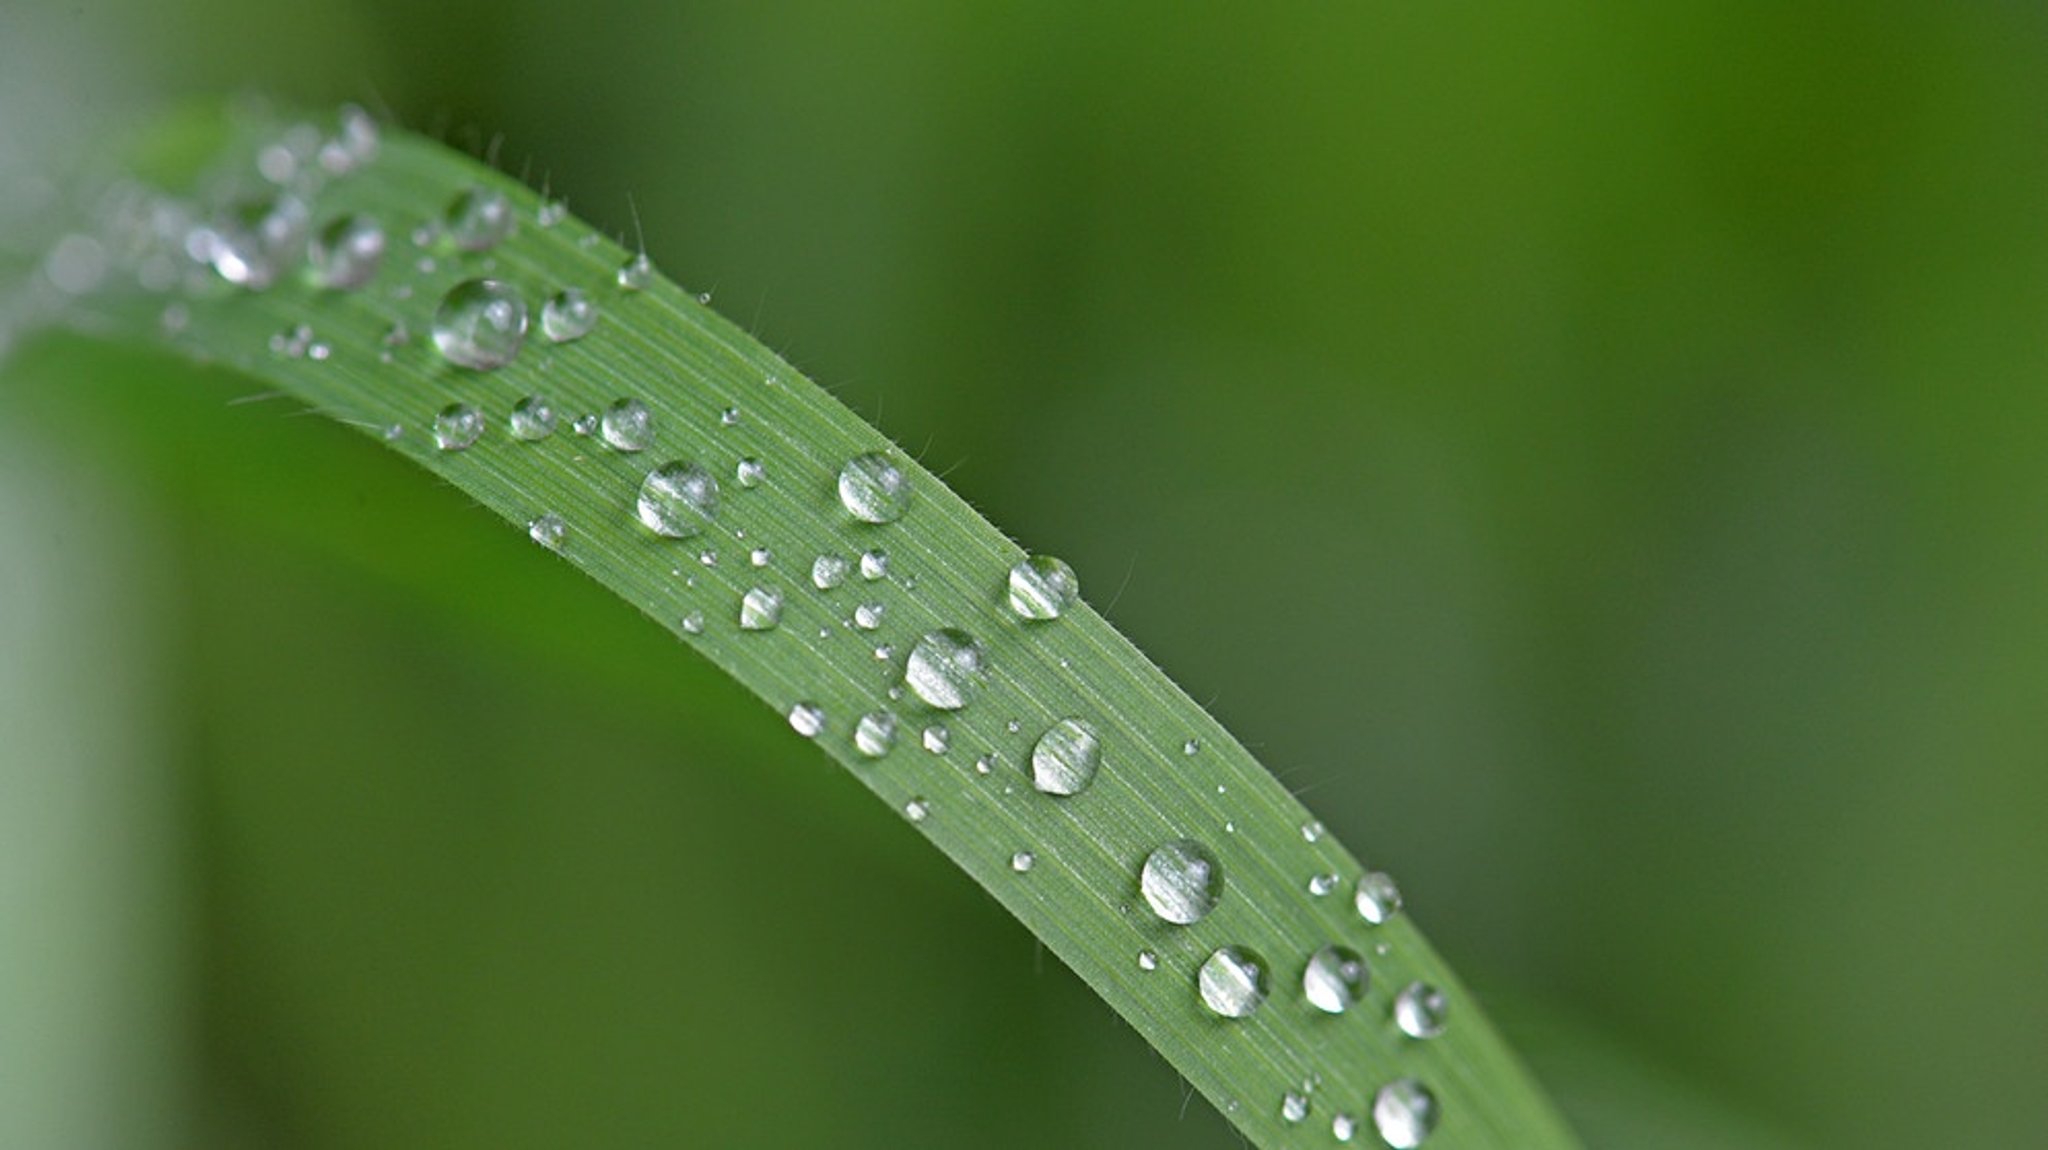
[5,2,2046,1147]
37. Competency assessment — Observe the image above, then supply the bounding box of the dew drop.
[635,462,720,537]
[922,725,950,755]
[859,549,890,580]
[903,797,929,822]
[431,278,527,370]
[1281,1092,1310,1126]
[904,629,989,710]
[1007,555,1080,620]
[1333,1113,1358,1143]
[837,453,910,523]
[739,587,783,631]
[617,252,654,291]
[1140,839,1223,924]
[1030,718,1101,797]
[527,513,566,551]
[432,403,485,451]
[680,611,705,635]
[1393,982,1449,1039]
[1010,851,1035,874]
[601,398,655,452]
[1301,821,1325,844]
[1137,950,1159,972]
[855,711,897,758]
[1355,871,1404,926]
[812,554,849,590]
[196,195,309,289]
[1303,945,1370,1014]
[536,198,568,227]
[853,603,886,631]
[540,287,598,342]
[269,323,314,358]
[788,702,825,738]
[443,186,514,251]
[736,457,765,488]
[749,548,772,568]
[1372,1079,1439,1148]
[719,405,741,426]
[306,213,385,290]
[507,395,558,440]
[1183,739,1200,756]
[1308,872,1340,897]
[1196,946,1268,1018]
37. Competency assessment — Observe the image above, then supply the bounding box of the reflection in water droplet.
[307,213,385,290]
[1010,851,1035,873]
[837,453,910,523]
[617,252,654,291]
[1356,871,1404,925]
[541,288,598,342]
[1137,950,1159,972]
[1140,839,1223,924]
[636,463,720,537]
[736,457,765,488]
[1197,946,1268,1018]
[812,554,849,590]
[527,514,566,550]
[431,279,527,370]
[855,711,897,758]
[601,398,655,451]
[509,395,557,441]
[1281,1092,1310,1126]
[740,587,783,631]
[1372,1079,1439,1148]
[1393,983,1449,1039]
[433,404,484,451]
[903,797,929,822]
[1303,945,1369,1014]
[904,629,989,710]
[921,725,950,755]
[1030,719,1101,796]
[443,187,514,251]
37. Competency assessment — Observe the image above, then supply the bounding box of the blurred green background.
[4,2,2046,1148]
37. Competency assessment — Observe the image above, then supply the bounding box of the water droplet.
[572,414,598,436]
[633,463,720,538]
[1010,851,1035,873]
[812,554,849,589]
[306,213,385,290]
[1183,739,1200,756]
[680,611,705,635]
[433,403,485,451]
[859,549,890,580]
[855,711,897,758]
[837,453,910,523]
[904,629,989,710]
[431,278,527,370]
[1007,555,1080,620]
[1005,719,1022,734]
[903,797,929,822]
[541,287,598,342]
[1140,839,1223,924]
[527,513,566,550]
[269,323,314,358]
[719,405,741,426]
[1308,873,1340,897]
[1332,1113,1358,1143]
[601,398,655,451]
[1137,950,1159,972]
[748,548,772,568]
[443,186,513,251]
[921,725,950,755]
[788,702,825,738]
[740,587,783,631]
[383,320,410,348]
[853,603,886,631]
[1196,946,1268,1018]
[1301,821,1325,843]
[1355,871,1403,925]
[1030,718,1101,796]
[1372,1079,1438,1148]
[1393,982,1449,1039]
[1281,1092,1310,1125]
[699,549,719,567]
[507,395,557,441]
[1303,945,1369,1014]
[536,198,568,227]
[617,252,654,291]
[196,195,309,289]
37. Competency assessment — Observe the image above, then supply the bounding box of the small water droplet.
[536,198,568,227]
[1308,873,1339,897]
[1393,982,1449,1039]
[527,513,566,550]
[680,611,705,635]
[1355,871,1403,926]
[382,424,404,441]
[1301,821,1325,843]
[1007,555,1080,620]
[270,323,314,358]
[570,414,597,436]
[1332,1113,1358,1143]
[443,186,514,251]
[1029,719,1101,796]
[617,252,654,291]
[855,711,897,758]
[1281,1092,1310,1125]
[1372,1079,1438,1148]
[788,702,825,738]
[382,320,410,348]
[1183,739,1200,756]
[1140,839,1223,924]
[307,213,385,289]
[853,603,885,631]
[1137,950,1159,972]
[1010,851,1035,873]
[859,549,890,580]
[635,462,719,537]
[431,278,527,370]
[904,629,989,710]
[433,403,485,451]
[541,287,598,342]
[812,554,849,590]
[748,548,772,568]
[1006,719,1022,734]
[874,645,895,662]
[838,453,910,523]
[731,457,764,488]
[1303,945,1369,1014]
[1197,946,1268,1018]
[922,725,950,755]
[698,549,719,567]
[196,195,309,289]
[506,395,557,441]
[739,587,783,631]
[601,398,655,451]
[903,797,929,822]
[973,754,995,775]
[719,405,741,426]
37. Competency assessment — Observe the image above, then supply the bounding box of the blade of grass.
[21,102,1580,1150]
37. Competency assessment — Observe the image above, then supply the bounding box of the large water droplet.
[1303,945,1369,1014]
[443,186,513,251]
[433,403,484,451]
[837,453,910,523]
[509,395,558,440]
[197,195,309,288]
[812,554,849,590]
[527,513,566,550]
[855,710,897,758]
[740,587,783,631]
[1281,1092,1310,1126]
[1393,982,1449,1039]
[1007,555,1080,620]
[1197,946,1268,1018]
[541,287,598,342]
[1030,718,1101,796]
[431,278,527,370]
[637,462,719,537]
[787,702,824,738]
[1372,1079,1438,1148]
[307,213,385,290]
[1355,871,1404,925]
[904,629,988,710]
[1140,839,1223,924]
[601,398,655,452]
